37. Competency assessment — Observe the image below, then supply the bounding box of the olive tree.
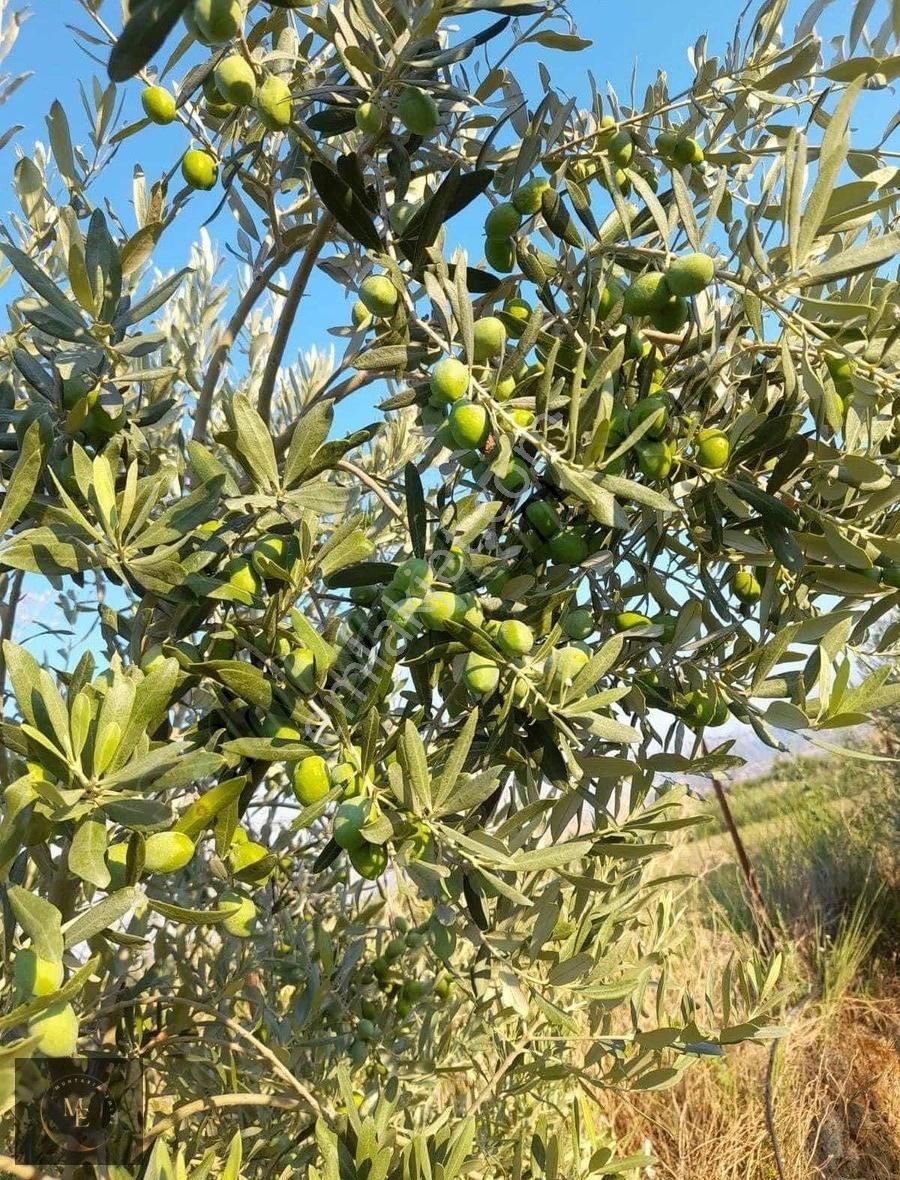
[1,0,899,1174]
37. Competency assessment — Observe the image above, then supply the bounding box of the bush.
[0,0,899,1173]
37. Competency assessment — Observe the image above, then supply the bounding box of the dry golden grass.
[594,986,900,1180]
[592,756,900,1179]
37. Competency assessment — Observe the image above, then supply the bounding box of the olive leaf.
[310,160,383,252]
[108,0,191,82]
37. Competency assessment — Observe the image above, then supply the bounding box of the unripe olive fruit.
[389,201,417,234]
[655,131,677,158]
[355,100,385,135]
[485,203,523,238]
[607,129,633,167]
[546,645,590,693]
[603,451,627,475]
[615,611,652,631]
[630,396,668,439]
[28,1002,79,1057]
[349,841,388,880]
[262,715,303,741]
[257,74,292,130]
[653,613,677,643]
[193,0,243,44]
[182,148,218,190]
[359,274,399,319]
[472,316,507,363]
[680,688,722,727]
[666,252,715,296]
[695,428,730,470]
[14,949,64,997]
[512,408,536,429]
[609,167,631,194]
[824,351,853,382]
[497,459,530,495]
[419,591,467,630]
[357,1017,377,1042]
[463,652,500,696]
[143,830,195,874]
[625,330,649,361]
[184,7,212,43]
[597,278,624,317]
[333,799,371,851]
[251,533,297,576]
[351,300,372,329]
[348,1039,368,1066]
[548,531,588,565]
[622,272,671,316]
[386,595,424,633]
[430,357,469,404]
[284,647,315,693]
[292,754,331,805]
[637,440,675,481]
[215,54,256,105]
[563,608,594,640]
[733,568,762,604]
[525,499,562,540]
[496,620,535,657]
[385,936,406,960]
[511,177,550,215]
[484,237,516,274]
[229,840,270,877]
[397,86,439,136]
[220,889,257,937]
[494,372,517,401]
[503,296,532,334]
[651,293,689,333]
[606,406,630,444]
[448,401,490,450]
[221,554,260,598]
[672,136,704,166]
[435,546,466,582]
[393,557,432,594]
[142,85,177,125]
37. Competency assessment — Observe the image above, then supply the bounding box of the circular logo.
[40,1072,116,1155]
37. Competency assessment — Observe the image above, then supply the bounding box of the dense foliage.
[1,0,899,1175]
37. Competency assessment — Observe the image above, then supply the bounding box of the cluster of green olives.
[601,385,729,486]
[355,86,440,140]
[621,251,715,334]
[138,0,295,194]
[637,667,730,730]
[339,918,453,1066]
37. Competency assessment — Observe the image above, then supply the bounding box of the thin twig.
[0,568,24,781]
[193,243,306,442]
[141,1091,309,1145]
[273,370,376,457]
[707,761,777,954]
[257,213,335,426]
[336,459,403,517]
[97,992,332,1127]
